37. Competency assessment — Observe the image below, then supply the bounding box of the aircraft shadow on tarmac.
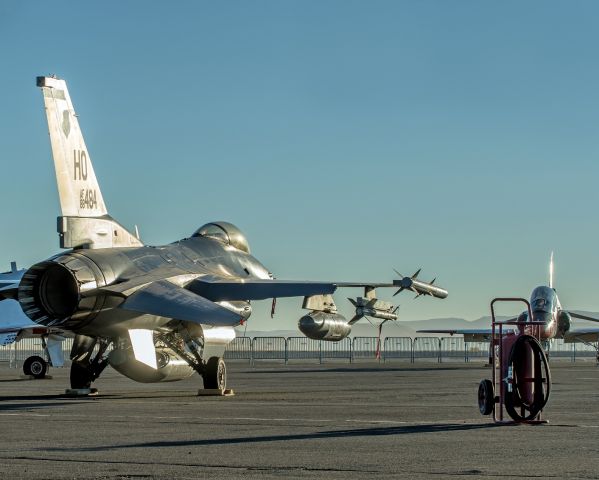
[44,423,500,452]
[0,399,86,411]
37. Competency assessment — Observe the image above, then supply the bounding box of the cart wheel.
[478,379,494,415]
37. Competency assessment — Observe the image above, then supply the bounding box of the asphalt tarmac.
[0,360,598,479]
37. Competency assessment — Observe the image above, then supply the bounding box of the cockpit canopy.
[530,286,556,313]
[192,221,250,254]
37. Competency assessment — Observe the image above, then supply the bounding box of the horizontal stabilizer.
[120,280,242,326]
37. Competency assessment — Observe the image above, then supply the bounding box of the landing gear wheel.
[478,379,494,415]
[203,357,226,390]
[70,362,93,389]
[23,356,48,379]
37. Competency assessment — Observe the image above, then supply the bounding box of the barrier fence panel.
[352,337,379,361]
[287,337,320,361]
[413,337,441,362]
[382,337,413,362]
[251,337,287,361]
[225,337,252,361]
[320,338,351,362]
[465,341,490,362]
[440,337,466,362]
[547,339,574,360]
[0,343,15,367]
[3,335,595,368]
[573,342,597,362]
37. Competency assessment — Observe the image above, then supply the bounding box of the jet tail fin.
[549,251,554,289]
[37,76,142,249]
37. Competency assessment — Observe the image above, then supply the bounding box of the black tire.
[23,356,47,379]
[70,362,92,389]
[203,357,226,390]
[478,379,494,415]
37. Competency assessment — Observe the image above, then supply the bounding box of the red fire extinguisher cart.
[478,298,551,424]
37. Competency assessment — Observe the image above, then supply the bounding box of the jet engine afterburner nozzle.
[18,253,108,330]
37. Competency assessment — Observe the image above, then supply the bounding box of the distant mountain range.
[236,311,599,339]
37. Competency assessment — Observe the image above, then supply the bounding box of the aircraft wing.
[0,331,18,346]
[189,275,447,301]
[416,328,517,342]
[568,312,599,323]
[189,277,338,301]
[563,328,599,344]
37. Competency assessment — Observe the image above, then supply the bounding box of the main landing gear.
[69,335,110,391]
[159,332,230,393]
[23,356,48,379]
[203,357,227,390]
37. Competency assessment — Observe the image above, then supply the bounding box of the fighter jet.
[4,76,448,393]
[418,254,599,352]
[0,263,67,377]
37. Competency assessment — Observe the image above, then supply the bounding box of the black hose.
[504,334,552,422]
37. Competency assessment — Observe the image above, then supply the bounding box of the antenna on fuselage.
[549,251,554,289]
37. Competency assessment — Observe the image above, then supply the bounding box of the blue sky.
[1,1,598,329]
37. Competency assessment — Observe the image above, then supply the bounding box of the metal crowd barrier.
[223,336,252,362]
[382,337,413,361]
[0,336,596,368]
[413,337,441,363]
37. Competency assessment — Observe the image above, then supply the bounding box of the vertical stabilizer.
[37,76,142,249]
[37,76,107,217]
[549,251,554,289]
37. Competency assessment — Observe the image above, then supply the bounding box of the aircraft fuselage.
[18,235,271,338]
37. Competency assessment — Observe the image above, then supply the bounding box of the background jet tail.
[549,251,554,289]
[37,76,142,249]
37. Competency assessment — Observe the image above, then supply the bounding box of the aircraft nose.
[532,311,552,325]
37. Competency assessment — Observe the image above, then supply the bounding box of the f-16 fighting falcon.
[418,254,599,355]
[3,76,447,394]
[0,263,67,378]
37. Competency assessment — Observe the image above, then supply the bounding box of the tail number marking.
[73,150,88,181]
[80,189,98,210]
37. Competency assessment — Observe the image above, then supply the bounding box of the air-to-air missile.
[348,297,398,324]
[393,269,448,299]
